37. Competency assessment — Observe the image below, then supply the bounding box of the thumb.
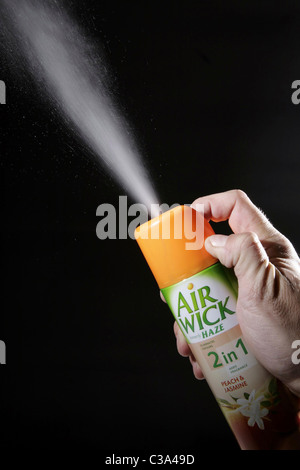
[205,232,269,281]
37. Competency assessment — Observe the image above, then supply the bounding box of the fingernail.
[206,235,228,247]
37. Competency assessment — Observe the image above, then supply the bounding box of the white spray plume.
[2,0,159,213]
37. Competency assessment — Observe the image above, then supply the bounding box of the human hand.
[170,190,300,398]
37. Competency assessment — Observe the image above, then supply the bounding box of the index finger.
[191,189,278,240]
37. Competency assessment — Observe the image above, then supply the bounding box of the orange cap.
[135,205,217,289]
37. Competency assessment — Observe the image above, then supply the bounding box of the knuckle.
[232,188,249,201]
[241,231,260,248]
[227,231,259,251]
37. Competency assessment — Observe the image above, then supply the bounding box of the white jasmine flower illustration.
[237,390,269,430]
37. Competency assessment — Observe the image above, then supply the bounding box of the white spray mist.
[1,0,159,213]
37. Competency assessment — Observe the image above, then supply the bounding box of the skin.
[162,190,300,447]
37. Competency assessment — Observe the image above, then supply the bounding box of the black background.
[0,0,299,451]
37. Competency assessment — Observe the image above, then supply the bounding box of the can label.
[161,263,293,446]
[161,263,239,344]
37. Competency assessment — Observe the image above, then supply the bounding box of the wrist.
[278,426,300,450]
